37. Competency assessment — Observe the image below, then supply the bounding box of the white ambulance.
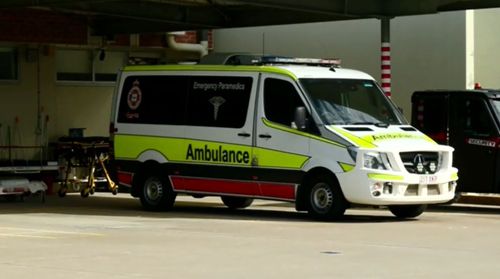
[110,57,458,219]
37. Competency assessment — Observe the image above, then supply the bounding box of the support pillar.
[380,17,392,97]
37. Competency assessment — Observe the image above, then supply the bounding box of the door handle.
[259,134,272,139]
[238,132,251,137]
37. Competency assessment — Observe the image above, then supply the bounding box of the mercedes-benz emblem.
[413,154,425,174]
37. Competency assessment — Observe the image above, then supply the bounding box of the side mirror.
[293,106,307,131]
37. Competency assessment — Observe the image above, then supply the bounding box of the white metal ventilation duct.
[167,32,208,58]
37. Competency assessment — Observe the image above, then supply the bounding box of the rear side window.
[186,76,253,128]
[412,95,448,143]
[118,74,253,128]
[117,75,188,125]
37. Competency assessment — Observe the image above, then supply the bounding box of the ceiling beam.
[0,1,236,35]
[2,0,500,36]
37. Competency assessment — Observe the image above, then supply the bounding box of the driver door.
[253,74,311,200]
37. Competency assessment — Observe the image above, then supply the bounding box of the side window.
[412,95,448,143]
[186,76,253,128]
[463,98,495,137]
[0,47,18,81]
[117,75,187,125]
[264,78,305,127]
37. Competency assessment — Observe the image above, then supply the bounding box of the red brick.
[139,33,166,47]
[0,8,87,44]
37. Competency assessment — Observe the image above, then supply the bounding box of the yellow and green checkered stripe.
[114,134,310,170]
[262,118,346,148]
[329,127,437,148]
[367,173,404,181]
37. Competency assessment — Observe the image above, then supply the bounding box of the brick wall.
[173,31,198,44]
[0,8,87,44]
[0,8,214,48]
[139,31,214,48]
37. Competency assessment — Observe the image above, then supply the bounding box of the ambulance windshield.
[300,79,406,125]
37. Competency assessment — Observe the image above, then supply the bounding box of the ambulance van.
[110,57,458,219]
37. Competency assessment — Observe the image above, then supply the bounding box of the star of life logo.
[127,80,142,110]
[209,96,226,120]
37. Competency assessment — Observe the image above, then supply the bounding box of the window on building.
[56,49,92,81]
[56,49,126,82]
[0,48,18,81]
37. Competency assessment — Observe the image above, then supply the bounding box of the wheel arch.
[295,167,347,211]
[130,160,164,197]
[137,150,168,163]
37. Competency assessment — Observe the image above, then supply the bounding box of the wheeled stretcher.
[56,137,118,198]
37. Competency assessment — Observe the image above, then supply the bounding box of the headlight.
[363,152,392,170]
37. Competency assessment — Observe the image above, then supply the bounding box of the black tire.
[80,189,90,198]
[308,175,347,220]
[221,196,254,209]
[139,173,176,211]
[57,188,67,198]
[5,195,18,202]
[388,204,427,218]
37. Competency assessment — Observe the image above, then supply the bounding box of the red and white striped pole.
[381,18,391,98]
[381,42,391,97]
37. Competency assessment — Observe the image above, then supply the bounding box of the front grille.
[427,185,440,195]
[405,184,419,196]
[400,152,440,174]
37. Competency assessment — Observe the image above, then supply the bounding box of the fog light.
[429,162,437,173]
[371,182,382,197]
[383,182,393,194]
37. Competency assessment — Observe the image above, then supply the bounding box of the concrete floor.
[1,193,499,279]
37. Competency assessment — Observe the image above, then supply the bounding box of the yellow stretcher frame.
[56,139,118,198]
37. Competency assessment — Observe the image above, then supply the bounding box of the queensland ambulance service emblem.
[127,80,142,110]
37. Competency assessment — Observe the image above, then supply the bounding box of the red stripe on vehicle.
[171,176,259,196]
[170,176,296,200]
[260,182,295,200]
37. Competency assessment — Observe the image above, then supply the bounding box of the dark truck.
[412,89,500,194]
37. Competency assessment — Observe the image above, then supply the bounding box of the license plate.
[420,175,437,184]
[419,175,437,184]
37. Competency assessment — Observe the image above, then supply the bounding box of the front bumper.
[338,168,458,205]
